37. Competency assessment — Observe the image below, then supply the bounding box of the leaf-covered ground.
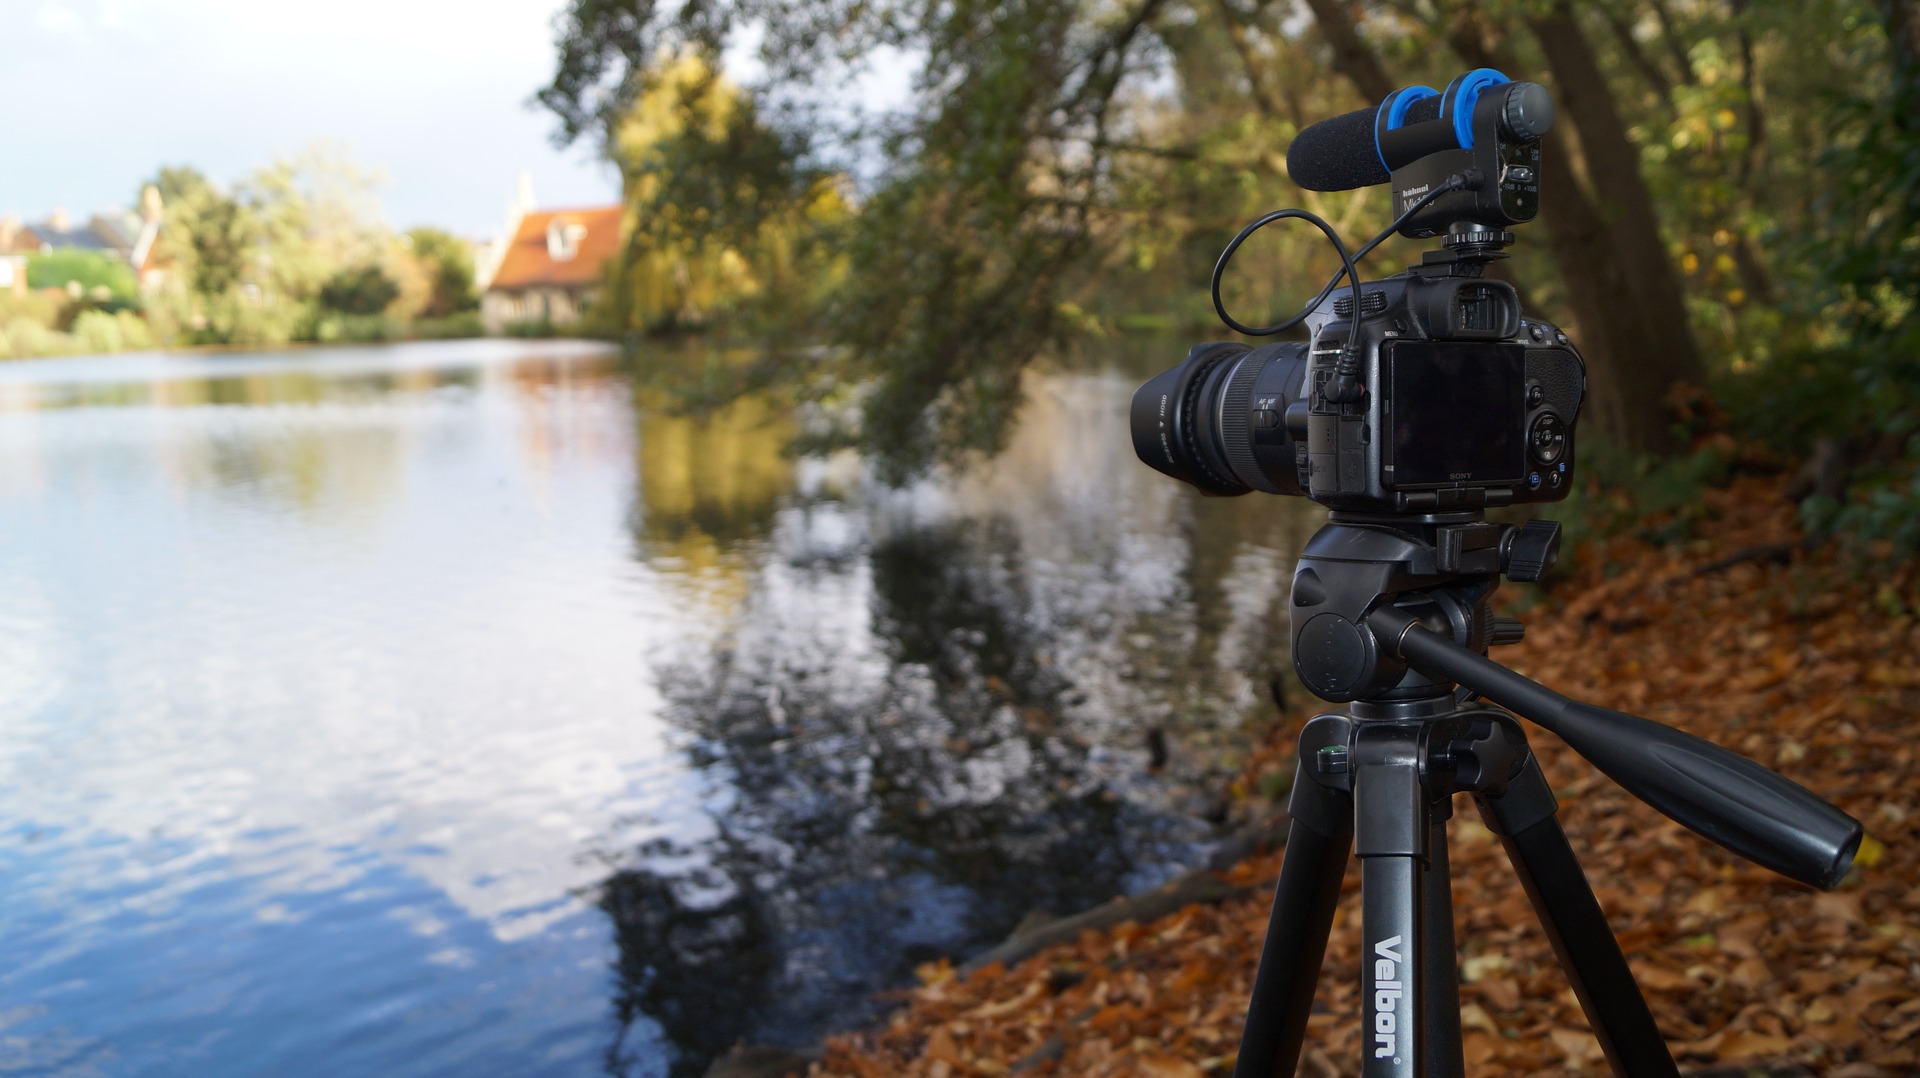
[807,475,1920,1077]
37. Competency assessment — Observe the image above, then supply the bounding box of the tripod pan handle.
[1370,607,1863,890]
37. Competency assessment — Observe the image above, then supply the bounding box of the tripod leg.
[1422,799,1464,1078]
[1475,753,1681,1077]
[1234,718,1354,1078]
[1353,723,1428,1078]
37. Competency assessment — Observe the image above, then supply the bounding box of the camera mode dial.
[1528,412,1567,464]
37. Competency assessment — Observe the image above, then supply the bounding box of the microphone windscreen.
[1285,95,1447,192]
[1287,106,1385,192]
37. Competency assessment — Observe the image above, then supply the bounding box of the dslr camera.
[1130,70,1585,514]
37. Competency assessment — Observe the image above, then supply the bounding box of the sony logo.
[1449,471,1472,480]
[1373,935,1406,1059]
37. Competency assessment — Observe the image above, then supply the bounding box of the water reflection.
[614,362,1317,1074]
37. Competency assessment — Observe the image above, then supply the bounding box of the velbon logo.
[1373,935,1406,1059]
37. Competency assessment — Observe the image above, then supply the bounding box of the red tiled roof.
[488,206,624,291]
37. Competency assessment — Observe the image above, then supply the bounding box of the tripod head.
[1290,511,1862,890]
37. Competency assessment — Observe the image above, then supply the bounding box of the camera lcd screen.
[1386,342,1526,487]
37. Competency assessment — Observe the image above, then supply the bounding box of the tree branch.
[1211,0,1291,121]
[1600,6,1676,104]
[1299,0,1396,102]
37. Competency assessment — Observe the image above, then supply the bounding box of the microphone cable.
[1208,174,1474,401]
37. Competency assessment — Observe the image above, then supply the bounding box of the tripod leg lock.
[1291,714,1358,838]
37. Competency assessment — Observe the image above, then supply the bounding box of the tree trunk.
[1527,2,1708,456]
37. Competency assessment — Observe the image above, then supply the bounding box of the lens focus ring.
[1219,351,1285,494]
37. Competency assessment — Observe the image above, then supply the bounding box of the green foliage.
[27,248,138,302]
[152,166,256,298]
[70,309,155,354]
[141,148,393,346]
[409,312,486,339]
[603,53,846,337]
[504,317,560,338]
[0,289,66,330]
[405,227,478,317]
[1720,3,1920,556]
[0,317,72,358]
[0,306,153,359]
[318,263,400,315]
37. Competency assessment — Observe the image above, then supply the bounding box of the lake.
[0,338,1317,1076]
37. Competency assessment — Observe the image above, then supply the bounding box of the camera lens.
[1130,341,1310,496]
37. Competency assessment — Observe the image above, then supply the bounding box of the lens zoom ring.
[1220,352,1283,494]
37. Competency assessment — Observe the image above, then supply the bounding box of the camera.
[1129,278,1584,512]
[1130,70,1584,514]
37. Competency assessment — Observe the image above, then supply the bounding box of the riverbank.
[802,472,1919,1076]
[0,305,495,360]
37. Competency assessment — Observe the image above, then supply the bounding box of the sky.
[1,0,629,239]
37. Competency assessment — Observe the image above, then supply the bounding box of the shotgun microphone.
[1285,75,1555,192]
[1286,94,1442,192]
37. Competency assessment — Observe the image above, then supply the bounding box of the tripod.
[1231,513,1864,1078]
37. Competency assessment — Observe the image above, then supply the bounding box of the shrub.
[27,248,139,303]
[318,264,401,316]
[410,312,485,339]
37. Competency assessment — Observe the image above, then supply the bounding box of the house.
[479,204,623,334]
[0,190,165,292]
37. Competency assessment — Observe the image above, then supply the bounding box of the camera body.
[1132,269,1584,513]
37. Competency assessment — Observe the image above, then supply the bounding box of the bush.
[0,290,63,331]
[70,310,121,353]
[405,228,479,317]
[504,318,558,338]
[311,314,396,343]
[2,317,78,358]
[27,248,139,303]
[409,312,485,339]
[318,264,401,316]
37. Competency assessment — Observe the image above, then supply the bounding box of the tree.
[240,143,388,304]
[603,51,841,334]
[141,146,395,344]
[318,264,400,316]
[148,166,256,299]
[404,228,478,317]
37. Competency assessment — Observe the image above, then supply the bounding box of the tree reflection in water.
[606,369,1313,1076]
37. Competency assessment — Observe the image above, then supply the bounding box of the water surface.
[0,338,1316,1076]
